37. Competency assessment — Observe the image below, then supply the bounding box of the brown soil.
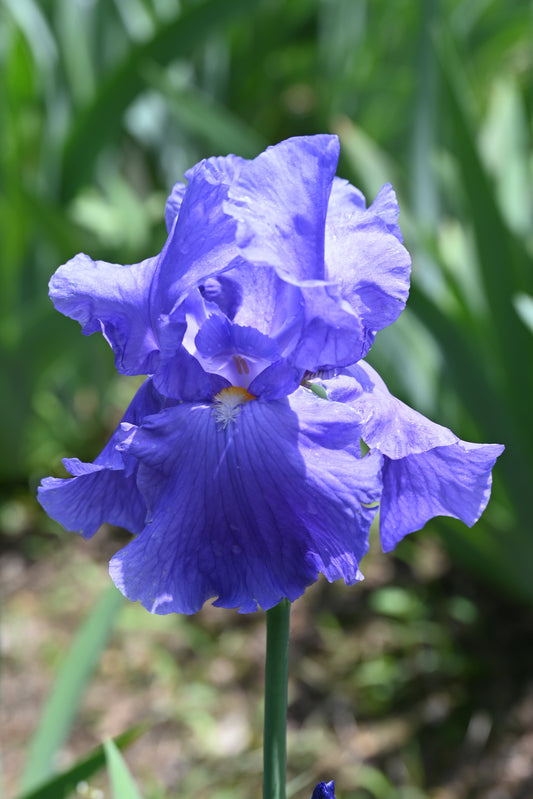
[2,521,533,799]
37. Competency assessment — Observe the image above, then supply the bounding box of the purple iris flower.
[38,135,503,615]
[311,781,336,799]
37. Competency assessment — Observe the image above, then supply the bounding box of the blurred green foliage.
[1,0,531,601]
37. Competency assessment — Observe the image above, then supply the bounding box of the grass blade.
[20,585,124,793]
[104,739,144,799]
[410,0,439,227]
[435,27,533,438]
[17,726,145,799]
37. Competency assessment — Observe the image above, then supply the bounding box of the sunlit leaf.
[104,738,144,799]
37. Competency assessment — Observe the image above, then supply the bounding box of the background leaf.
[20,585,124,793]
[104,738,144,799]
[59,0,262,200]
[16,727,145,799]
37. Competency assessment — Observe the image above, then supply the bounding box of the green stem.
[263,598,290,799]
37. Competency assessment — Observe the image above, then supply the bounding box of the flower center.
[212,386,255,429]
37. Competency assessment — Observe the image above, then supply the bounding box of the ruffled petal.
[185,137,342,362]
[38,459,145,540]
[225,134,340,283]
[328,176,366,212]
[328,178,404,242]
[151,298,229,401]
[328,179,404,242]
[186,152,246,184]
[151,158,243,322]
[218,140,406,370]
[195,315,281,388]
[164,181,186,233]
[156,140,407,374]
[327,362,457,458]
[37,380,164,538]
[380,441,505,551]
[224,264,304,349]
[248,360,304,400]
[109,388,381,614]
[152,344,229,402]
[369,183,404,242]
[291,286,364,371]
[325,182,411,356]
[49,254,159,375]
[324,362,504,549]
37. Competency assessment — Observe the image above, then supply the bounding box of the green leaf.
[514,293,533,336]
[55,0,96,105]
[479,74,532,236]
[435,27,533,436]
[410,0,439,228]
[60,0,262,199]
[142,64,267,158]
[17,726,145,799]
[334,116,401,201]
[21,585,124,793]
[2,0,57,74]
[104,738,144,799]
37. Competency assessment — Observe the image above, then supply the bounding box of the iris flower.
[38,135,503,615]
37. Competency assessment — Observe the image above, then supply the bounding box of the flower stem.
[263,598,291,799]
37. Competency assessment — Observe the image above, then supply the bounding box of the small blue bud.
[311,779,335,798]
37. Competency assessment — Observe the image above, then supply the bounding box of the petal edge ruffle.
[49,254,159,375]
[323,363,504,550]
[379,441,504,550]
[37,380,164,538]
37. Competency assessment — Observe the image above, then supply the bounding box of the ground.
[2,513,533,799]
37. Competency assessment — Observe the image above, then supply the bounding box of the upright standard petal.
[226,135,340,283]
[223,263,304,349]
[151,157,243,323]
[325,362,504,550]
[49,254,159,375]
[291,285,364,370]
[164,181,186,233]
[109,389,381,614]
[37,380,164,538]
[224,134,386,370]
[325,181,411,356]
